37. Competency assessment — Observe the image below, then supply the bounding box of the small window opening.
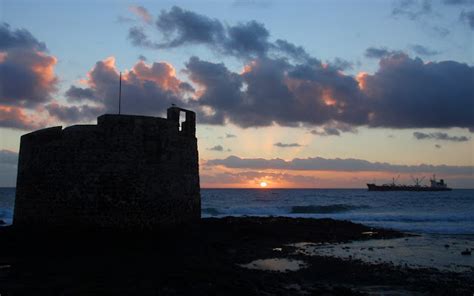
[179,111,186,131]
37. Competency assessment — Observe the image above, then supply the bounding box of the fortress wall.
[14,111,200,230]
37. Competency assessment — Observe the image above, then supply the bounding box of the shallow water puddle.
[240,258,307,272]
[290,235,474,272]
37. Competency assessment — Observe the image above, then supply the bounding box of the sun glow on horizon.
[260,181,268,188]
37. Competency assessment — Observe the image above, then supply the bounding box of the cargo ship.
[367,175,452,191]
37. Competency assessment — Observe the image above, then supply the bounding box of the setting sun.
[260,181,268,188]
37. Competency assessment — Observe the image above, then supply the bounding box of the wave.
[290,204,368,214]
[202,207,222,216]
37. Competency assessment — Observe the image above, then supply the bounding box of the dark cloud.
[207,145,231,152]
[61,9,474,131]
[435,144,442,148]
[391,0,432,20]
[208,145,223,151]
[413,131,470,142]
[432,26,450,37]
[274,142,302,148]
[365,47,392,59]
[154,6,226,48]
[361,53,474,129]
[45,103,104,124]
[460,10,474,29]
[311,127,341,136]
[207,155,473,175]
[310,122,357,136]
[65,86,98,102]
[329,58,353,71]
[138,54,147,61]
[0,24,58,109]
[225,20,270,58]
[128,26,160,49]
[185,51,473,130]
[0,24,58,130]
[226,133,237,138]
[442,0,474,5]
[0,23,46,51]
[128,6,318,61]
[410,44,440,56]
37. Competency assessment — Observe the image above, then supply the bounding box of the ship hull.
[367,184,452,191]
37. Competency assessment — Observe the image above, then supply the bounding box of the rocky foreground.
[0,217,472,295]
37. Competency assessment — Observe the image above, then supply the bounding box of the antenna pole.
[118,72,122,115]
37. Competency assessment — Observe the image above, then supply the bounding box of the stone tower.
[13,107,200,230]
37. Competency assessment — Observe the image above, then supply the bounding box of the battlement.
[13,107,200,230]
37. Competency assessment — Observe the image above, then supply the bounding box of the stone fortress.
[13,106,200,230]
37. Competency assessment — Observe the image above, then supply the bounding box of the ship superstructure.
[367,175,452,191]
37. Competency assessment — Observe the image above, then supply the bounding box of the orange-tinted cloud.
[0,105,47,130]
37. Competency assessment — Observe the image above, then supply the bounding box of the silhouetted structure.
[13,107,200,230]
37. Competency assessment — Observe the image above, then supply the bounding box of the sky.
[0,0,473,188]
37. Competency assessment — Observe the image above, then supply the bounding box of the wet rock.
[461,249,471,256]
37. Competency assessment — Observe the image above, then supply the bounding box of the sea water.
[1,188,473,272]
[202,189,474,235]
[1,188,473,234]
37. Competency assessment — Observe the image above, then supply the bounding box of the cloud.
[226,133,237,138]
[208,145,224,151]
[365,47,392,59]
[274,142,302,148]
[409,44,440,56]
[0,23,59,131]
[413,131,470,142]
[187,52,473,129]
[460,10,474,29]
[62,57,186,118]
[359,53,474,129]
[435,144,442,148]
[207,155,473,175]
[0,23,58,109]
[443,0,474,4]
[65,86,98,102]
[391,0,432,20]
[0,106,46,130]
[152,6,226,49]
[129,6,153,24]
[310,121,357,136]
[45,103,104,124]
[0,23,46,51]
[128,6,316,61]
[64,9,474,130]
[207,145,231,152]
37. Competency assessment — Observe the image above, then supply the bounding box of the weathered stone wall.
[13,109,200,230]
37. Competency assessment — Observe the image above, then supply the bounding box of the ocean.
[2,188,473,235]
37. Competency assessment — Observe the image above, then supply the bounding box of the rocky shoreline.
[0,217,472,295]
